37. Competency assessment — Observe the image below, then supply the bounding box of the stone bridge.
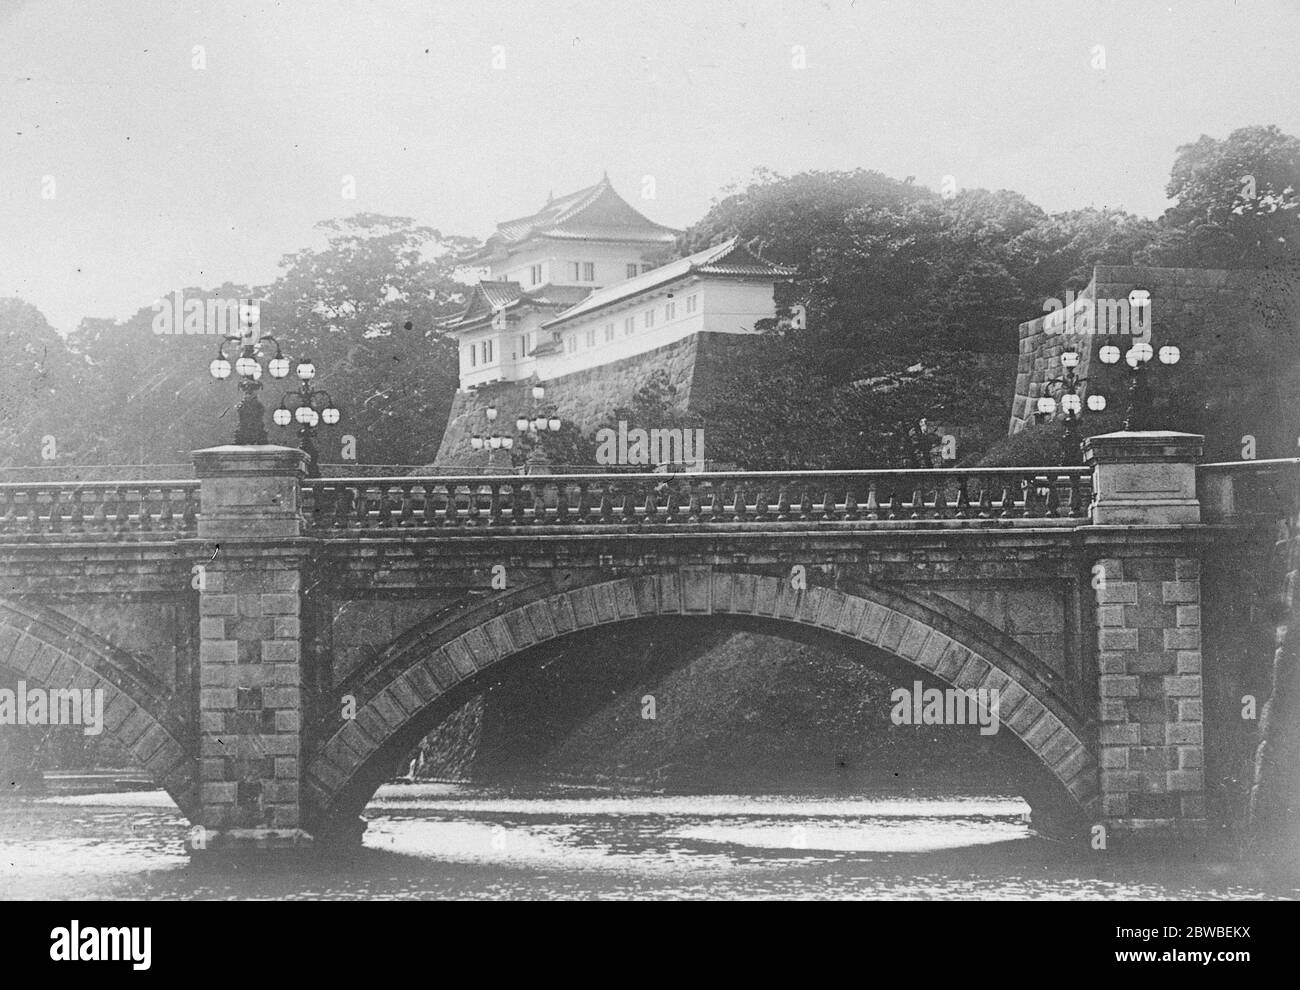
[0,431,1296,857]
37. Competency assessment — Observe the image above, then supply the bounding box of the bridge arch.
[0,598,198,819]
[305,569,1098,836]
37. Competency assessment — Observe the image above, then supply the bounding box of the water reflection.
[1,784,1295,900]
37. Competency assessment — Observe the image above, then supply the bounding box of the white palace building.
[445,176,794,390]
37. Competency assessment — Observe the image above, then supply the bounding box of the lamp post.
[1098,341,1181,431]
[469,401,514,472]
[515,383,561,473]
[270,358,341,478]
[1033,348,1107,465]
[209,333,291,444]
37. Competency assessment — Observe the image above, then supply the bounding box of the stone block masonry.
[189,444,315,852]
[1093,554,1206,834]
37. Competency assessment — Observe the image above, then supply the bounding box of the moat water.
[1,784,1296,900]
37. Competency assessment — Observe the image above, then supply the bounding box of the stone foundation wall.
[432,332,758,468]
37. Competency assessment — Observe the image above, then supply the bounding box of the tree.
[1138,126,1300,268]
[265,214,479,466]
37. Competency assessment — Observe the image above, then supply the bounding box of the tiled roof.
[542,238,795,329]
[443,281,593,333]
[474,177,679,259]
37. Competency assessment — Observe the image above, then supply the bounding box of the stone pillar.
[187,445,313,856]
[1084,431,1206,841]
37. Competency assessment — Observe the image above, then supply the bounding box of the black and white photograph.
[0,0,1297,959]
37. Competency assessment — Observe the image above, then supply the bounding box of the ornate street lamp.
[270,357,341,478]
[469,402,514,470]
[1098,340,1180,431]
[1034,348,1107,464]
[516,383,561,473]
[209,333,291,444]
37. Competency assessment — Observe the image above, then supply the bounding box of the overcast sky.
[3,0,1299,334]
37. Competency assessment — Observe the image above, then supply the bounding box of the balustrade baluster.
[69,490,86,533]
[25,496,40,534]
[887,489,902,520]
[181,490,198,532]
[910,486,924,520]
[115,487,131,532]
[621,489,637,524]
[821,489,835,521]
[999,483,1015,518]
[1022,479,1040,519]
[844,488,859,521]
[47,489,64,533]
[709,489,724,523]
[642,489,657,525]
[1068,474,1084,518]
[1045,477,1061,517]
[754,490,769,522]
[731,487,747,522]
[954,476,971,518]
[0,493,15,534]
[775,486,791,522]
[977,479,993,519]
[137,489,153,532]
[333,486,353,529]
[687,490,703,524]
[798,488,813,522]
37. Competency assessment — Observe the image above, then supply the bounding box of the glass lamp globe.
[1036,396,1057,415]
[296,361,316,381]
[470,435,484,450]
[548,417,561,432]
[321,406,340,425]
[1098,345,1122,365]
[304,408,320,427]
[272,407,292,427]
[533,416,547,431]
[486,405,498,422]
[488,435,502,449]
[532,385,545,401]
[1126,341,1154,368]
[209,358,232,380]
[1061,349,1080,369]
[268,356,290,379]
[294,406,313,424]
[1061,394,1082,415]
[1087,394,1107,412]
[516,416,529,432]
[235,356,261,379]
[501,436,514,449]
[1158,345,1181,365]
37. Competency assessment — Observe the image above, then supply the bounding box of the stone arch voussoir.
[307,569,1098,827]
[0,598,199,820]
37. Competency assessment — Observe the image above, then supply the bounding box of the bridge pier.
[186,445,318,858]
[1085,432,1207,842]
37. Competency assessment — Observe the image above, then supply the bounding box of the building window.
[686,294,697,314]
[641,263,653,274]
[644,309,655,329]
[484,339,493,362]
[570,262,581,281]
[567,335,577,354]
[665,301,676,321]
[626,263,638,279]
[530,264,542,285]
[586,328,596,347]
[468,344,476,367]
[519,334,528,357]
[624,317,635,336]
[604,323,615,342]
[582,262,595,281]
